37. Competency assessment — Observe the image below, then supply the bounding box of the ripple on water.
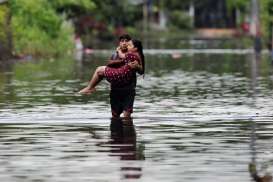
[1,54,273,181]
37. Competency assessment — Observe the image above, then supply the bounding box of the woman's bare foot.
[78,87,96,95]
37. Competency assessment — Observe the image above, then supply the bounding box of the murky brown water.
[0,53,273,181]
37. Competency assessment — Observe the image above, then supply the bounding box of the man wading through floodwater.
[79,34,145,119]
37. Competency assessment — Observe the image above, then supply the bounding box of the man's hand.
[107,59,123,67]
[128,60,140,69]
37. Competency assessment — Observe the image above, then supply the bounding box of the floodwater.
[0,52,273,182]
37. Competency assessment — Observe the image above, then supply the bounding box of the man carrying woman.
[79,34,145,118]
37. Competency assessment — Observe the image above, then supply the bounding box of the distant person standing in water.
[79,35,145,118]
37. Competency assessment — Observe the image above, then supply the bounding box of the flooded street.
[0,53,273,181]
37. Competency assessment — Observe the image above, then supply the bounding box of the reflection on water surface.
[0,53,273,181]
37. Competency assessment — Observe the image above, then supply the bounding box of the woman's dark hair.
[132,39,145,75]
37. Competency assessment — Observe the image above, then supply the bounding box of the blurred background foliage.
[10,0,95,58]
[0,0,272,58]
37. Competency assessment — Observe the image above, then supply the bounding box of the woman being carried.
[78,39,145,94]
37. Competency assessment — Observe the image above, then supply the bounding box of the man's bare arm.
[107,59,124,66]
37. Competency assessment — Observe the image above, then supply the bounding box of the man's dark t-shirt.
[109,52,136,116]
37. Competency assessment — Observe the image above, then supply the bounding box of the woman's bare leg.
[78,66,106,94]
[123,111,131,119]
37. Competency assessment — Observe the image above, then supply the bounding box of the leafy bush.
[10,0,85,58]
[0,4,8,41]
[168,10,193,30]
[0,2,12,59]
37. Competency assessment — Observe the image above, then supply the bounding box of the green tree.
[0,0,12,60]
[10,0,95,58]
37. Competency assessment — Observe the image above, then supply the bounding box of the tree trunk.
[0,1,12,61]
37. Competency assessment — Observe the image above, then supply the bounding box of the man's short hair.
[119,34,131,41]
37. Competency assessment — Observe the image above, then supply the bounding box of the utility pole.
[189,0,195,28]
[143,0,149,48]
[250,0,262,54]
[159,0,166,30]
[271,24,273,61]
[143,0,148,35]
